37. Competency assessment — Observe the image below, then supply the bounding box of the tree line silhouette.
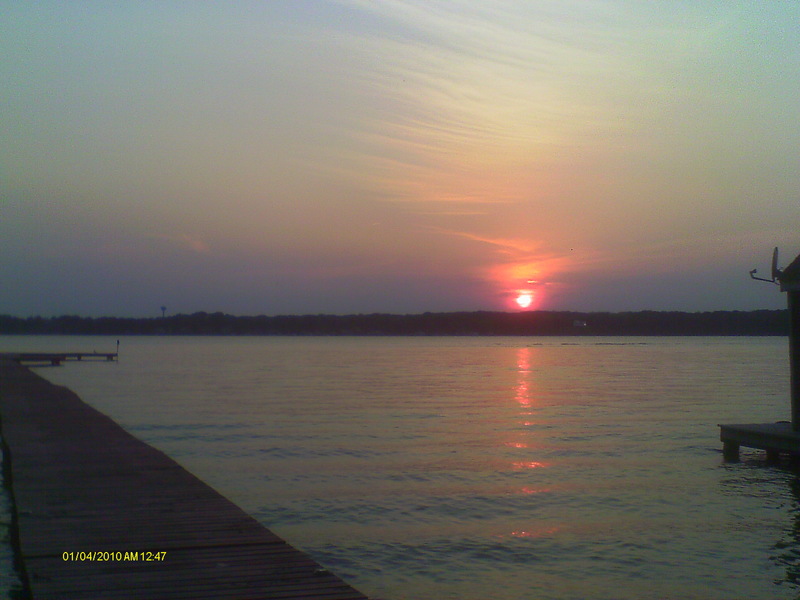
[0,310,789,336]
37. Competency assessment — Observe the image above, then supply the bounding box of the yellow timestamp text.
[62,551,167,562]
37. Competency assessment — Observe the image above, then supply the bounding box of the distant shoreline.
[0,309,789,336]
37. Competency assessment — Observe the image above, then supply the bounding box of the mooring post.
[789,290,800,431]
[722,440,740,461]
[776,251,800,431]
[766,447,781,463]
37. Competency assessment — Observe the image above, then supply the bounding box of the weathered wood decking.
[0,359,369,600]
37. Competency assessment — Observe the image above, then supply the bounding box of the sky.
[2,1,799,317]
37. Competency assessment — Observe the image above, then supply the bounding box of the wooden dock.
[0,359,369,600]
[719,422,800,461]
[720,249,800,462]
[3,352,118,366]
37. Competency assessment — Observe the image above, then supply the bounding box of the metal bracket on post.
[749,247,781,284]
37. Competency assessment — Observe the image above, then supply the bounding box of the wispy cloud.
[149,233,211,254]
[432,228,543,255]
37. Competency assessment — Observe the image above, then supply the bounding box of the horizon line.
[0,308,789,320]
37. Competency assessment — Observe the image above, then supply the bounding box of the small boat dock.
[720,248,800,461]
[0,358,369,599]
[719,422,800,461]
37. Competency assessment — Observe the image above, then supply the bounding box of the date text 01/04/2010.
[62,551,167,562]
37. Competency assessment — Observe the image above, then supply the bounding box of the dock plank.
[0,359,369,600]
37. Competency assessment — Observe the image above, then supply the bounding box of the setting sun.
[515,292,533,308]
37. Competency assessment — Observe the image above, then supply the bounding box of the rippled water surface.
[3,335,798,599]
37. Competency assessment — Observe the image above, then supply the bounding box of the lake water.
[1,335,798,599]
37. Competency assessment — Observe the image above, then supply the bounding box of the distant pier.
[0,358,368,599]
[3,352,117,366]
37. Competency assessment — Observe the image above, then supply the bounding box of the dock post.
[773,250,800,431]
[790,290,800,431]
[722,440,739,461]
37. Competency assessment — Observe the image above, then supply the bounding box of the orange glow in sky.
[482,252,575,312]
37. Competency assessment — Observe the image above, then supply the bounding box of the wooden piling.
[789,290,800,431]
[722,440,740,461]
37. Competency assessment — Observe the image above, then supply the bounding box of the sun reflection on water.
[509,526,560,538]
[512,461,547,470]
[508,347,549,473]
[504,441,528,449]
[514,347,532,408]
[519,486,552,495]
